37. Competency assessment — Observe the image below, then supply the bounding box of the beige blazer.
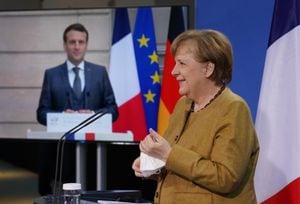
[154,88,259,204]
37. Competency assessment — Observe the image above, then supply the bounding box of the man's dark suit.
[37,61,118,125]
[36,61,118,195]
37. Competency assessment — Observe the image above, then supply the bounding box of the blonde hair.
[171,29,233,85]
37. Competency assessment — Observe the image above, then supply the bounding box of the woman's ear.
[205,62,215,78]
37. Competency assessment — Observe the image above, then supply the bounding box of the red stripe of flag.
[262,178,300,204]
[113,94,146,141]
[85,133,95,141]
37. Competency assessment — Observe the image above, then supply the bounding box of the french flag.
[109,8,147,141]
[255,0,300,202]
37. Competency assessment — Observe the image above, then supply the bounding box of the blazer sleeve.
[101,69,119,122]
[36,68,68,125]
[36,70,51,126]
[89,66,119,122]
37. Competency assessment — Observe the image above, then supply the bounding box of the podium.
[28,112,135,190]
[27,131,134,190]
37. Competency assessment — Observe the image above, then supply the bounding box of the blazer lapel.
[84,63,92,94]
[60,62,71,91]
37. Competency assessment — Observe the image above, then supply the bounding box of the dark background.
[0,139,156,201]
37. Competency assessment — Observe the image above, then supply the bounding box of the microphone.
[53,110,108,203]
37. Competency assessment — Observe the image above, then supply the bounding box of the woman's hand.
[139,128,171,162]
[132,157,144,177]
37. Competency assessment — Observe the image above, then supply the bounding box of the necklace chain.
[192,85,225,112]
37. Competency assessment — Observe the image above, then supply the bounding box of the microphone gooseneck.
[53,110,108,204]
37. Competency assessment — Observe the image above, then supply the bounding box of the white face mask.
[140,152,165,177]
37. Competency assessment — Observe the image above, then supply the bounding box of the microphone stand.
[53,110,107,204]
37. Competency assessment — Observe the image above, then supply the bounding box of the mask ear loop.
[155,169,161,174]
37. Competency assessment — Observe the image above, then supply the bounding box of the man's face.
[63,30,88,65]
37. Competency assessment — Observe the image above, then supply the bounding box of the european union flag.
[133,7,161,131]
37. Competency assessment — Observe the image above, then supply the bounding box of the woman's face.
[171,41,209,99]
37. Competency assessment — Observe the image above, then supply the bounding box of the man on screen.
[36,23,118,195]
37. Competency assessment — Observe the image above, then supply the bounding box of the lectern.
[27,112,134,190]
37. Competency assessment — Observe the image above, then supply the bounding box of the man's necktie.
[72,67,82,98]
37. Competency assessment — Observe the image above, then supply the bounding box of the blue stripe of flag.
[112,8,131,45]
[66,133,75,140]
[268,0,300,46]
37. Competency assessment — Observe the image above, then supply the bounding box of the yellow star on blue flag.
[138,34,150,47]
[150,71,160,84]
[149,50,159,64]
[144,89,156,103]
